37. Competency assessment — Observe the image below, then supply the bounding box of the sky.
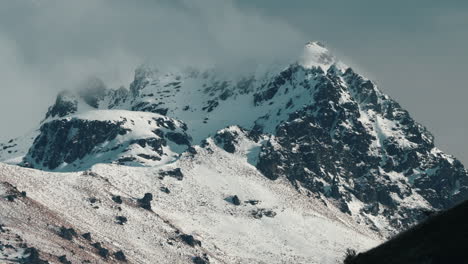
[0,0,467,165]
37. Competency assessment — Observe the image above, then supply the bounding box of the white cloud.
[0,0,307,140]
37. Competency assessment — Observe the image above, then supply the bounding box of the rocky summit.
[0,42,466,263]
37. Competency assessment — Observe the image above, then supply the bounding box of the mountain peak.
[300,41,339,70]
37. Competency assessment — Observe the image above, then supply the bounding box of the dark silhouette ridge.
[345,200,468,264]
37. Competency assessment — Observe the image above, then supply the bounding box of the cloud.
[0,0,307,139]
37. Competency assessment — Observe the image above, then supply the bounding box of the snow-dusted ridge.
[1,42,467,263]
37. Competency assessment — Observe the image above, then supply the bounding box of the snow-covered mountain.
[1,41,467,263]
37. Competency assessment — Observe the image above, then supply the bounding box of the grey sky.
[0,0,467,165]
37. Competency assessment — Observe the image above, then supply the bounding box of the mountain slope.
[0,137,379,263]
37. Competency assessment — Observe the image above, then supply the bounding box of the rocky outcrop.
[22,112,191,171]
[45,91,78,119]
[23,119,128,170]
[256,65,468,231]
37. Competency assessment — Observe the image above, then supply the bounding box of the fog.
[0,0,307,138]
[0,0,467,165]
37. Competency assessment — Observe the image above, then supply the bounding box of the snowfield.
[0,140,380,263]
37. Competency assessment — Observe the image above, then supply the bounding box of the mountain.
[0,41,467,263]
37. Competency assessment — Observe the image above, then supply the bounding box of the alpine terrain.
[0,42,466,264]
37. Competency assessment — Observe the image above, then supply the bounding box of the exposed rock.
[202,100,219,112]
[58,255,72,264]
[58,227,77,241]
[245,200,260,205]
[112,195,123,204]
[23,119,128,170]
[179,234,201,247]
[6,194,16,202]
[114,250,127,262]
[193,255,210,264]
[255,65,468,232]
[20,247,49,264]
[160,187,170,194]
[92,242,109,259]
[251,209,277,219]
[225,195,241,206]
[166,132,191,146]
[161,168,184,181]
[137,193,153,211]
[214,129,238,153]
[81,232,92,241]
[45,91,78,119]
[116,216,128,225]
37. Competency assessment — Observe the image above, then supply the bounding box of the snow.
[0,130,38,165]
[300,41,336,70]
[0,138,380,263]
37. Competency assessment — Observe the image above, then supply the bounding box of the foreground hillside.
[0,138,379,264]
[345,200,468,264]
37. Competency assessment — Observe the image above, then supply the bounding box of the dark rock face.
[137,193,153,210]
[58,255,72,264]
[232,195,241,206]
[92,242,110,259]
[45,78,109,119]
[130,137,166,157]
[160,187,170,194]
[251,209,277,219]
[45,91,78,119]
[254,64,312,105]
[22,114,190,170]
[112,195,123,204]
[214,129,239,153]
[132,102,168,115]
[245,200,260,205]
[166,132,191,146]
[193,255,210,264]
[214,126,259,154]
[108,87,130,109]
[21,247,49,264]
[115,216,128,225]
[81,232,92,241]
[179,234,201,247]
[161,168,184,181]
[23,119,128,170]
[225,195,241,206]
[114,250,127,262]
[58,227,77,241]
[202,100,219,112]
[256,65,468,231]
